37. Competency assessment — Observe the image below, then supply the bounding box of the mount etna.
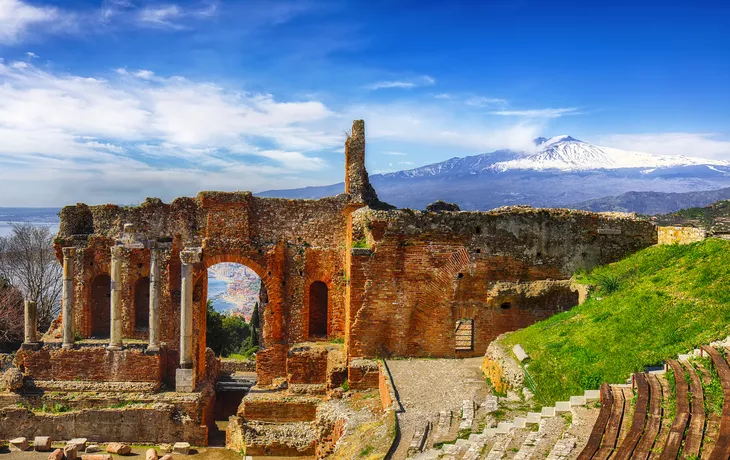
[261,136,730,213]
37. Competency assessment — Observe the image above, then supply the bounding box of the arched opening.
[90,274,111,338]
[206,261,262,446]
[134,277,150,329]
[308,281,328,339]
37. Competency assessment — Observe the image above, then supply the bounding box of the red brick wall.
[16,345,164,382]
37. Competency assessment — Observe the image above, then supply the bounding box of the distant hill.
[260,136,730,211]
[573,187,730,214]
[653,199,730,234]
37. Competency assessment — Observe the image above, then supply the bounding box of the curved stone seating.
[701,345,730,459]
[577,384,613,460]
[681,359,705,458]
[614,373,649,460]
[695,360,722,460]
[659,359,690,459]
[593,385,627,459]
[633,374,662,459]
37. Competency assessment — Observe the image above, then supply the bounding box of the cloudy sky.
[0,0,728,206]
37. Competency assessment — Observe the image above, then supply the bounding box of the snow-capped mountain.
[390,135,729,177]
[260,135,730,212]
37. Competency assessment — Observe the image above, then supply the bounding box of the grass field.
[502,238,730,405]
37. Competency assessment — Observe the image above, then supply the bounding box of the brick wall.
[657,226,706,245]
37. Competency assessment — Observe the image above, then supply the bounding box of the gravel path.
[386,357,489,459]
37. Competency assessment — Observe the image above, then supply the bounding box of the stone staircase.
[408,389,601,460]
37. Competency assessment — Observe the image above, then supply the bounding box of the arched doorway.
[308,281,328,339]
[134,277,150,330]
[90,274,111,338]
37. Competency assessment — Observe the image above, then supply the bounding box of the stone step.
[526,412,542,424]
[484,431,513,460]
[512,417,526,429]
[434,410,453,441]
[569,395,586,406]
[541,407,556,417]
[496,422,514,434]
[545,436,577,460]
[513,429,543,460]
[584,389,600,402]
[407,420,431,456]
[459,399,476,431]
[554,401,571,413]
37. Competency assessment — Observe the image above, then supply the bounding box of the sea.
[0,207,244,314]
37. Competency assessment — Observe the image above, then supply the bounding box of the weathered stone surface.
[68,438,88,450]
[106,442,131,455]
[159,455,173,460]
[3,367,23,391]
[10,437,29,452]
[173,442,190,455]
[426,200,461,213]
[158,444,173,453]
[34,436,52,451]
[81,455,113,460]
[145,448,158,460]
[48,448,64,460]
[64,444,78,460]
[85,445,101,453]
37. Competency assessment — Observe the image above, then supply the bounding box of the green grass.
[503,238,730,405]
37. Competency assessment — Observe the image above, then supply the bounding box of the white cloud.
[137,2,218,29]
[489,107,580,118]
[365,75,436,90]
[0,0,61,43]
[383,151,407,156]
[465,96,508,108]
[593,133,730,161]
[0,60,345,205]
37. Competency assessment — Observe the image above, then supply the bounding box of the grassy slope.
[503,238,730,405]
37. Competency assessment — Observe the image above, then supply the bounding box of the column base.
[145,344,161,355]
[107,344,123,352]
[176,368,194,392]
[61,342,75,350]
[21,342,42,351]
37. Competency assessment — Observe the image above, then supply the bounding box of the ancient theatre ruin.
[1,120,658,455]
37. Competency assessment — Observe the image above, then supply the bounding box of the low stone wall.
[481,337,524,394]
[0,405,208,445]
[657,226,706,245]
[16,344,165,383]
[220,358,256,374]
[241,395,319,423]
[348,358,380,390]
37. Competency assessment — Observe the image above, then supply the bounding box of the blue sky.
[0,0,728,206]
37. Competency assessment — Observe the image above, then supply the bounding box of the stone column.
[177,247,201,392]
[24,300,37,345]
[147,247,161,353]
[61,247,75,349]
[108,246,124,351]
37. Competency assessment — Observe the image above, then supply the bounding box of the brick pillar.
[147,247,161,353]
[24,300,37,344]
[177,247,201,392]
[61,247,75,349]
[108,246,124,351]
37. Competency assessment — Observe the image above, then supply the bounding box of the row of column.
[56,246,165,355]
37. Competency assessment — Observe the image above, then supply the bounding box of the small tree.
[250,302,260,347]
[0,279,24,349]
[0,223,62,333]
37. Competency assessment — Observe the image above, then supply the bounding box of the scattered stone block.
[81,455,113,460]
[35,436,52,451]
[173,442,190,455]
[48,448,64,460]
[85,445,101,453]
[146,448,159,460]
[68,438,88,450]
[512,344,529,362]
[9,437,29,452]
[64,444,79,460]
[159,444,173,453]
[106,442,131,455]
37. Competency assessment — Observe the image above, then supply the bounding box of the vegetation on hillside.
[206,300,259,359]
[503,238,730,405]
[654,199,730,234]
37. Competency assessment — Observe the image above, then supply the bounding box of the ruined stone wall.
[348,207,657,359]
[657,226,707,245]
[15,344,165,382]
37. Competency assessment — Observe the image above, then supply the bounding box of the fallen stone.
[68,438,88,450]
[3,367,24,391]
[35,436,52,452]
[146,448,159,460]
[85,445,101,453]
[64,444,79,460]
[48,448,64,460]
[159,444,173,453]
[106,442,132,455]
[9,437,29,452]
[81,456,113,460]
[173,442,190,455]
[160,455,173,460]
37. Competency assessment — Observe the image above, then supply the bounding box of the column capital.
[61,246,76,259]
[110,245,125,259]
[180,247,202,265]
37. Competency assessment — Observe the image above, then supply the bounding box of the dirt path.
[386,357,489,459]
